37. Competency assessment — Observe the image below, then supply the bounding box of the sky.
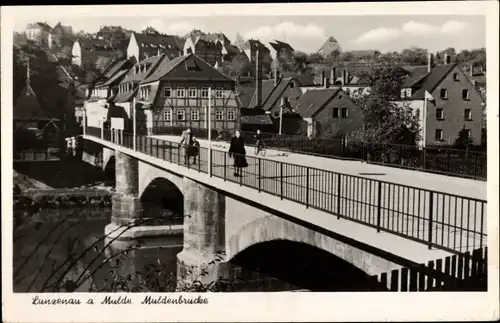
[13,15,485,54]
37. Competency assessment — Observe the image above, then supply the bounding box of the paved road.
[154,135,487,200]
[145,135,486,254]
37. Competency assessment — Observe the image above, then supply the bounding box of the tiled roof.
[141,53,234,84]
[79,37,113,49]
[269,40,294,52]
[243,39,269,52]
[119,54,167,84]
[14,89,48,120]
[410,64,456,100]
[114,89,137,103]
[27,22,52,31]
[134,32,180,50]
[282,72,315,86]
[402,66,429,87]
[241,114,274,125]
[100,69,129,87]
[295,88,341,118]
[247,77,295,111]
[102,59,132,79]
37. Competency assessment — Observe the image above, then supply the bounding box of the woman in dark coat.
[228,130,248,177]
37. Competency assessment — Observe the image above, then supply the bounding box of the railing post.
[177,144,180,165]
[306,167,310,208]
[280,163,284,200]
[101,123,104,140]
[336,175,341,219]
[209,150,212,177]
[258,158,262,192]
[423,147,427,170]
[428,191,434,249]
[377,181,382,232]
[223,152,227,181]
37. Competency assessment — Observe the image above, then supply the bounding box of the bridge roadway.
[154,135,487,200]
[83,133,487,267]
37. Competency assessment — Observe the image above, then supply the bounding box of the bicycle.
[254,140,267,157]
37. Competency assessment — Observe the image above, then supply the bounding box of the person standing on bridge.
[179,128,193,165]
[229,130,248,177]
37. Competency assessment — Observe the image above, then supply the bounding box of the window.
[215,109,224,120]
[341,108,348,118]
[176,109,185,121]
[191,109,199,121]
[164,87,172,97]
[215,88,223,98]
[436,108,444,120]
[465,129,472,139]
[453,73,459,81]
[163,109,171,121]
[177,87,185,98]
[464,109,472,121]
[188,87,197,98]
[462,89,470,100]
[201,87,209,98]
[435,129,443,140]
[290,82,295,88]
[227,109,236,121]
[401,89,406,99]
[333,108,339,118]
[440,89,448,99]
[406,88,412,97]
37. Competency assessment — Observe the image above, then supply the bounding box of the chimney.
[255,50,262,108]
[341,70,346,85]
[427,52,434,72]
[330,67,336,85]
[321,70,326,87]
[274,69,280,86]
[444,53,451,65]
[469,64,474,77]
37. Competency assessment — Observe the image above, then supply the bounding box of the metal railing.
[84,126,487,254]
[152,125,487,181]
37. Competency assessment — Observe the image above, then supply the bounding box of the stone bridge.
[81,135,462,290]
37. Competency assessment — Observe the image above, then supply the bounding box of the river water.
[13,207,303,293]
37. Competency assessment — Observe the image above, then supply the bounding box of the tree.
[95,56,113,73]
[400,47,428,66]
[453,128,474,150]
[350,61,421,146]
[337,51,353,62]
[220,53,251,77]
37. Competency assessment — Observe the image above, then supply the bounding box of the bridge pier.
[176,178,229,291]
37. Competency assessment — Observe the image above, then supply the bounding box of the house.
[295,87,362,138]
[127,28,182,62]
[25,22,52,48]
[242,39,272,72]
[135,53,241,134]
[50,22,73,49]
[72,35,115,70]
[349,50,381,61]
[395,53,484,147]
[269,40,294,61]
[317,36,342,58]
[246,72,303,118]
[96,25,132,58]
[110,54,168,131]
[308,66,371,97]
[183,30,239,66]
[84,58,135,128]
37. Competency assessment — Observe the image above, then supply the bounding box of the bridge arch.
[229,239,380,291]
[227,215,384,276]
[139,177,184,225]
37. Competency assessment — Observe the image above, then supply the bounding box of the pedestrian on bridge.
[179,128,193,165]
[229,130,248,177]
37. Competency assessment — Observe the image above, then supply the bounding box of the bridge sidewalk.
[152,135,487,200]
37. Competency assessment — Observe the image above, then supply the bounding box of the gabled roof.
[141,53,234,84]
[78,37,113,50]
[27,22,52,32]
[114,88,138,103]
[241,114,274,125]
[14,84,49,120]
[102,59,132,79]
[282,72,315,87]
[243,39,270,52]
[409,64,456,100]
[295,88,342,118]
[402,66,429,87]
[247,77,295,111]
[100,69,129,87]
[236,83,257,109]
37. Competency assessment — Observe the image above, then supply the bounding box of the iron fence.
[84,128,487,254]
[152,125,487,180]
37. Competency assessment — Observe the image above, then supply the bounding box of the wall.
[153,81,240,131]
[72,41,82,66]
[85,100,108,128]
[126,34,139,60]
[427,66,483,146]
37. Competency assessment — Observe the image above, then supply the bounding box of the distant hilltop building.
[183,29,239,67]
[317,36,342,58]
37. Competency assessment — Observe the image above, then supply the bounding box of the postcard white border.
[2,2,499,322]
